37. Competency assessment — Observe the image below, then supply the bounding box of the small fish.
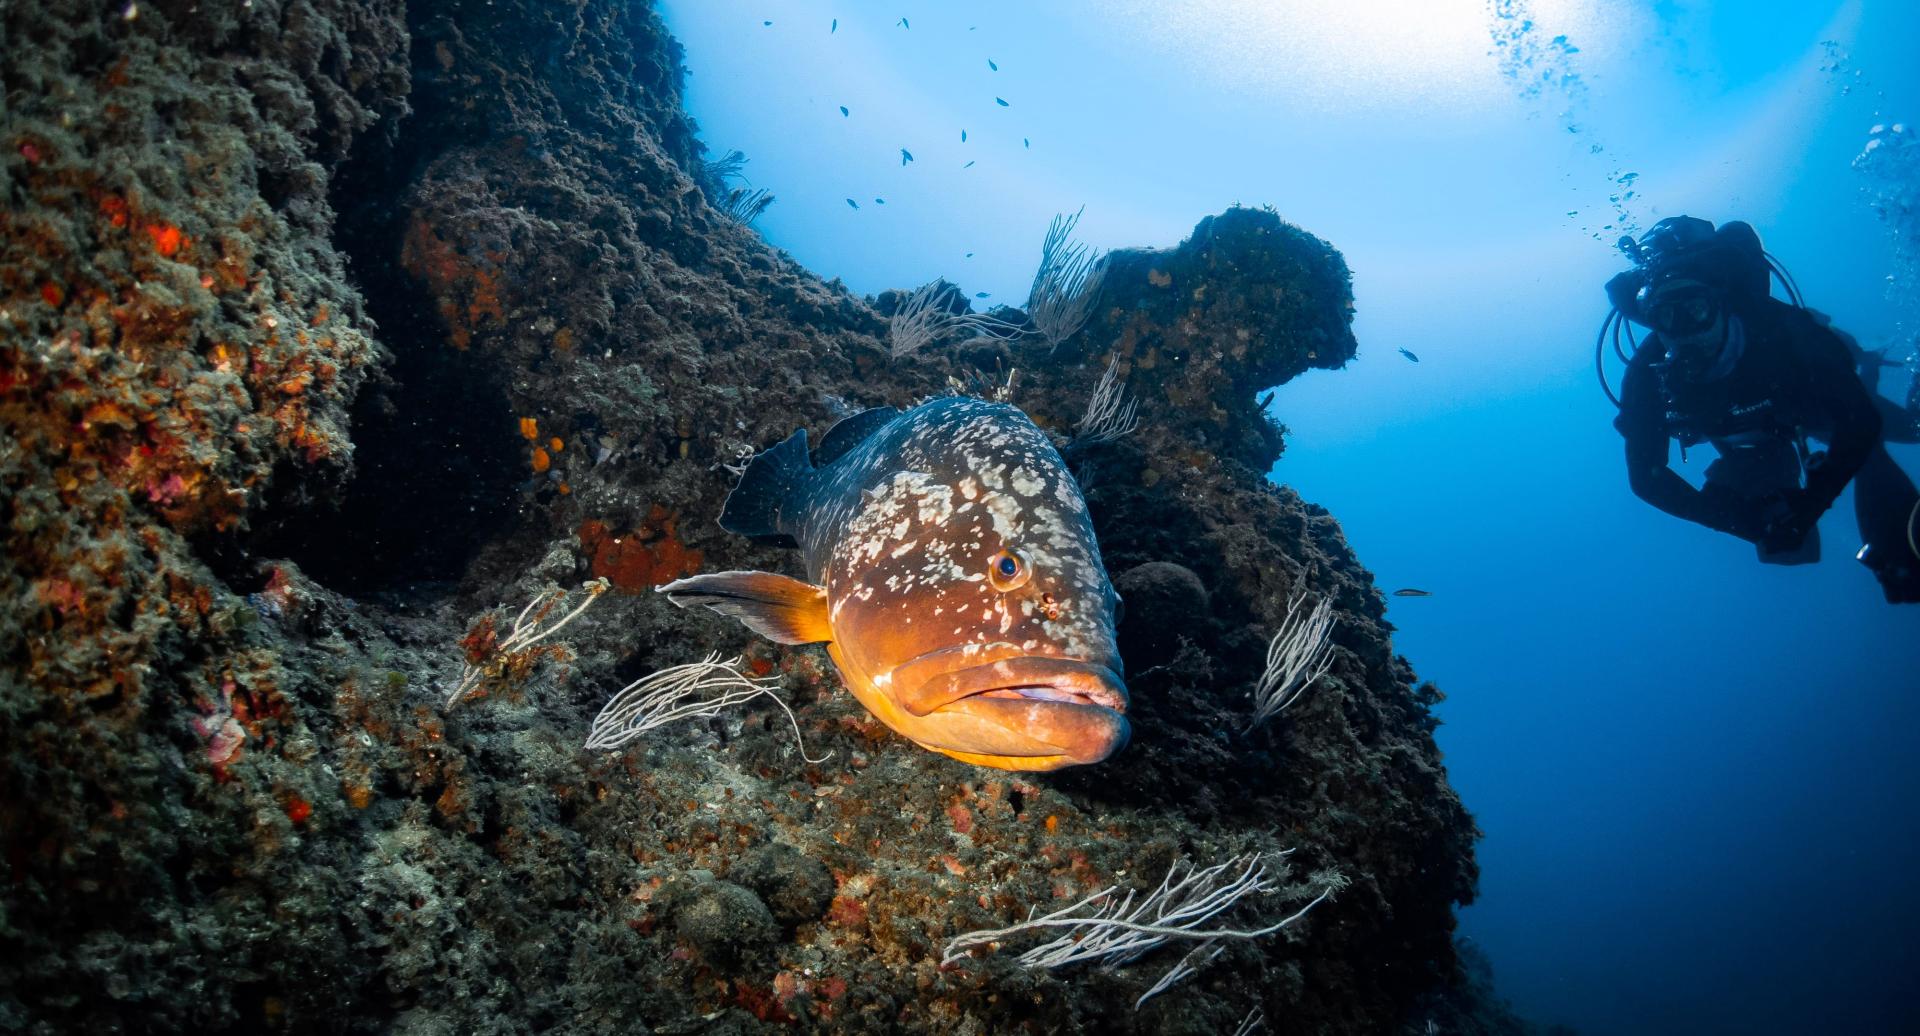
[963,160,975,168]
[974,291,990,298]
[901,148,914,165]
[965,252,974,258]
[995,97,1009,107]
[1392,588,1433,598]
[988,58,998,71]
[831,18,837,32]
[961,129,967,142]
[898,16,909,28]
[1398,348,1419,363]
[840,105,849,117]
[1023,138,1030,148]
[846,198,859,210]
[875,197,886,205]
[661,398,1130,771]
[763,20,772,26]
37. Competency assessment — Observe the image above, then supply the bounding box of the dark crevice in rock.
[251,305,526,597]
[254,19,526,599]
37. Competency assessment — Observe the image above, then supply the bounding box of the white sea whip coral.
[1027,207,1109,352]
[888,280,1024,359]
[585,651,826,761]
[446,578,610,707]
[942,851,1336,1001]
[1075,355,1140,445]
[1244,587,1337,733]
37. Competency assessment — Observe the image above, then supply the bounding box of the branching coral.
[943,851,1335,996]
[1028,207,1109,352]
[1075,355,1141,445]
[445,579,610,706]
[584,651,825,760]
[696,148,776,225]
[889,280,1024,359]
[1245,588,1337,733]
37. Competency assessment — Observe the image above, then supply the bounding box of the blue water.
[660,3,1920,1032]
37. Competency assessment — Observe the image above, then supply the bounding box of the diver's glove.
[1757,489,1818,553]
[1700,482,1771,544]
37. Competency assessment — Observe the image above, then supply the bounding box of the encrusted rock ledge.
[1,1,1504,1032]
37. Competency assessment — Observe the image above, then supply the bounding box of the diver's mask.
[1640,278,1727,375]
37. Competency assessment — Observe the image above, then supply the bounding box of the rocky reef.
[2,1,1505,1032]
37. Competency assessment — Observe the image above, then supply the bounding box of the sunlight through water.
[1095,0,1630,115]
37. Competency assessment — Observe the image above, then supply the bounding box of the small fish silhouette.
[874,197,885,205]
[1398,348,1419,363]
[898,16,909,28]
[974,292,990,298]
[831,18,837,32]
[845,198,859,210]
[901,149,913,165]
[763,20,771,26]
[840,106,849,117]
[1023,138,1030,148]
[989,58,998,71]
[965,252,974,258]
[962,160,975,168]
[961,129,967,142]
[995,97,1009,107]
[1391,588,1432,598]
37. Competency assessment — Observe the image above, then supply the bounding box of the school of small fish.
[750,12,1030,236]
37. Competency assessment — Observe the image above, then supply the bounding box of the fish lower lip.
[901,658,1128,717]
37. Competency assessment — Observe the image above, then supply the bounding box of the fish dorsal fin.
[719,429,813,548]
[815,407,899,467]
[656,571,832,645]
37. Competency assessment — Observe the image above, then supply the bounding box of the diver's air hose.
[1596,309,1624,408]
[1764,252,1806,308]
[1908,497,1919,562]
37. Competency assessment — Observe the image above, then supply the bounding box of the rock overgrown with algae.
[0,0,1519,1032]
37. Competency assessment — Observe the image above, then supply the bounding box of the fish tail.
[719,428,813,547]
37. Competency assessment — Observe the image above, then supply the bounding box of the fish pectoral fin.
[656,571,832,645]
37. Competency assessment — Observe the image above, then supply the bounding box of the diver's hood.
[1608,216,1771,329]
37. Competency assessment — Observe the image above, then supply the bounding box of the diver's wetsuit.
[1615,295,1920,601]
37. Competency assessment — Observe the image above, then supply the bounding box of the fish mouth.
[895,652,1129,718]
[874,644,1130,765]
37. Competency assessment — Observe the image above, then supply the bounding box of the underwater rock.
[1055,205,1359,471]
[670,877,781,970]
[1113,560,1213,670]
[0,0,1480,1031]
[733,841,838,931]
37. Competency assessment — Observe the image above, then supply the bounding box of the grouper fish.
[658,396,1130,772]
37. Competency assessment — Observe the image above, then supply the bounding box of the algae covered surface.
[4,1,1503,1032]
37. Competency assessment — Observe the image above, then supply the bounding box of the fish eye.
[987,549,1030,592]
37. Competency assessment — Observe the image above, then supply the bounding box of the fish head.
[825,460,1129,772]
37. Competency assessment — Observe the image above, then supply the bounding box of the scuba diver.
[1601,216,1920,604]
